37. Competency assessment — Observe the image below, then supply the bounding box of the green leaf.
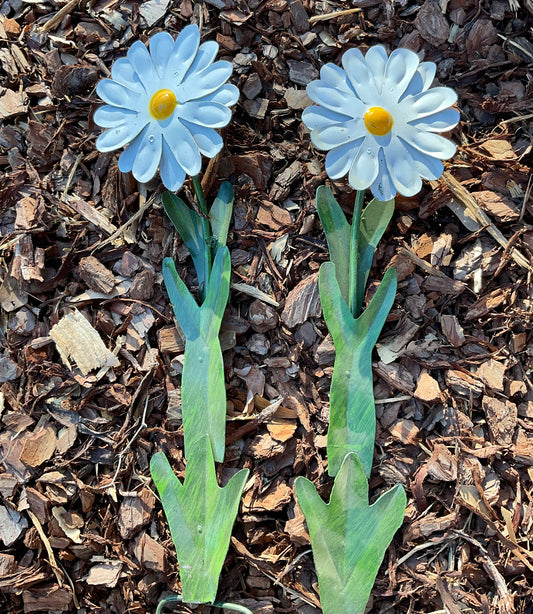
[150,437,248,604]
[316,186,394,315]
[162,191,209,295]
[295,453,406,614]
[163,247,231,462]
[162,258,201,340]
[316,185,351,303]
[210,181,234,250]
[357,197,395,313]
[319,262,397,477]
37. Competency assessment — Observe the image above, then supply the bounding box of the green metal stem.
[348,190,365,318]
[156,595,253,614]
[192,175,211,302]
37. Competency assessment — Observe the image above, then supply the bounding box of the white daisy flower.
[302,46,460,201]
[94,25,238,191]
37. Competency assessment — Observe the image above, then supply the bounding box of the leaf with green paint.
[316,186,394,315]
[319,261,397,477]
[163,246,231,462]
[209,181,234,250]
[162,191,208,293]
[295,452,406,614]
[150,436,248,604]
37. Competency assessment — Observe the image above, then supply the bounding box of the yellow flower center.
[149,89,178,121]
[364,106,394,136]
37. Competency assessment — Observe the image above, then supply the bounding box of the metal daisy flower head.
[302,46,460,201]
[94,25,238,191]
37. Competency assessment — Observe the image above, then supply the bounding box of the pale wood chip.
[85,560,123,587]
[476,359,506,391]
[0,502,28,546]
[414,372,442,403]
[50,310,120,376]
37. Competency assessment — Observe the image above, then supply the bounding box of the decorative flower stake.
[94,25,238,191]
[302,46,459,200]
[94,25,246,614]
[296,46,460,614]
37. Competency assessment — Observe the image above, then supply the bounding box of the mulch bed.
[1,1,533,613]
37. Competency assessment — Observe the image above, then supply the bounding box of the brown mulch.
[1,1,533,613]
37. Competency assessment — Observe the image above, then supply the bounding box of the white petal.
[111,58,145,93]
[348,142,380,190]
[179,101,231,128]
[384,138,422,196]
[370,149,396,201]
[302,105,352,131]
[97,79,143,110]
[94,105,138,128]
[319,63,353,93]
[399,62,437,101]
[186,41,219,78]
[127,40,159,91]
[118,135,144,172]
[177,61,233,102]
[196,84,239,106]
[311,119,366,150]
[365,46,388,84]
[149,31,175,78]
[325,141,361,180]
[164,24,201,83]
[408,108,460,132]
[402,126,456,158]
[382,48,420,102]
[164,119,202,176]
[408,87,458,118]
[342,48,380,102]
[306,81,363,117]
[132,125,163,183]
[160,139,186,191]
[417,62,436,91]
[181,120,223,158]
[96,118,147,152]
[401,139,444,180]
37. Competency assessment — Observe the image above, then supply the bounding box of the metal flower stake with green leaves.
[296,46,460,614]
[94,25,249,613]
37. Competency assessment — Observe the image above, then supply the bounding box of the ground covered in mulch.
[1,0,533,613]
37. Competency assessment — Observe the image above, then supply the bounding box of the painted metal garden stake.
[297,45,459,613]
[94,26,246,612]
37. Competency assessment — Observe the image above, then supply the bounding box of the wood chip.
[414,372,442,403]
[476,359,506,391]
[482,396,517,445]
[473,190,520,222]
[242,477,292,512]
[78,256,116,294]
[133,532,166,572]
[20,425,57,468]
[0,502,28,546]
[118,488,156,540]
[440,314,465,347]
[389,419,421,445]
[50,310,120,376]
[22,586,73,613]
[85,560,123,587]
[281,272,320,328]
